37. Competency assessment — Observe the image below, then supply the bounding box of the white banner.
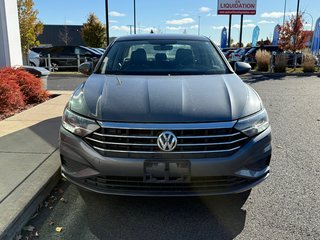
[217,0,257,15]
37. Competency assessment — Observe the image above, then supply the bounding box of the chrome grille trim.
[85,121,249,157]
[87,136,248,147]
[98,121,237,130]
[178,137,248,146]
[86,137,157,147]
[92,132,241,139]
[92,145,242,154]
[93,133,157,139]
[178,132,241,139]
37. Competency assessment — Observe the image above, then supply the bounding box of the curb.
[250,71,320,77]
[0,150,61,240]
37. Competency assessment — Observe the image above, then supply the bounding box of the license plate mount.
[143,161,191,183]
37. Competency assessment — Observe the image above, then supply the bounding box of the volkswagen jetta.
[60,34,271,196]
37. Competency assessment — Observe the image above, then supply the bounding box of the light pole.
[105,0,109,46]
[198,16,201,36]
[283,0,287,26]
[134,0,137,34]
[304,12,314,31]
[296,0,300,21]
[127,25,134,35]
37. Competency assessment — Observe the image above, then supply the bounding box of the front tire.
[50,62,59,72]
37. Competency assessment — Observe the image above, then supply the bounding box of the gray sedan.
[60,34,271,197]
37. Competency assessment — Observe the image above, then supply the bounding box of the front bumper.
[60,126,272,197]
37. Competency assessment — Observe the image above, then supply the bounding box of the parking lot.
[23,75,320,240]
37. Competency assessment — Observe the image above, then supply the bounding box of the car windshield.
[98,39,229,75]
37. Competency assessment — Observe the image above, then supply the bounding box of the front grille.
[82,175,254,194]
[85,122,249,158]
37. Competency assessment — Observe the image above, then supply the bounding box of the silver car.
[60,34,271,197]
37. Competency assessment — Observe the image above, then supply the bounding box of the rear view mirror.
[79,62,93,75]
[154,45,173,51]
[234,62,251,75]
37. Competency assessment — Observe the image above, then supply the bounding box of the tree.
[279,14,309,52]
[17,0,43,54]
[58,25,72,45]
[279,14,309,69]
[257,38,271,46]
[81,13,106,48]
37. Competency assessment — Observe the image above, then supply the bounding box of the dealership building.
[0,0,22,67]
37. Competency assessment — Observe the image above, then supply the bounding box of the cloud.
[111,25,130,31]
[206,13,217,17]
[261,11,295,18]
[258,20,275,24]
[190,25,199,29]
[166,18,195,25]
[232,23,255,29]
[109,11,126,17]
[304,23,312,28]
[243,19,253,23]
[139,27,157,33]
[199,7,211,13]
[212,25,225,30]
[166,26,184,31]
[109,20,118,23]
[176,13,190,17]
[212,23,255,30]
[245,24,256,28]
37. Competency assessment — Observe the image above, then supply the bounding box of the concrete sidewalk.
[0,91,72,240]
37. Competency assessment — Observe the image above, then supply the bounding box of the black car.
[244,45,283,67]
[38,46,103,71]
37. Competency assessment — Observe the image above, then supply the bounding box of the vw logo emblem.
[157,131,177,152]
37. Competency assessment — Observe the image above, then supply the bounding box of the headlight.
[234,109,269,137]
[62,108,100,137]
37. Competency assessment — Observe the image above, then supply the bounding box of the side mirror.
[234,62,251,75]
[79,62,93,75]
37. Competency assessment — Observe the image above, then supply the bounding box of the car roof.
[114,34,210,42]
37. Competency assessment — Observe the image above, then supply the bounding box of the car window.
[98,40,229,75]
[75,47,92,56]
[61,46,75,54]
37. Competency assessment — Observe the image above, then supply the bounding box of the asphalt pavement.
[47,73,87,91]
[25,75,320,240]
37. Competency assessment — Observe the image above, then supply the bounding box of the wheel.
[50,62,59,72]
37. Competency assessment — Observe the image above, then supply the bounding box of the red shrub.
[0,67,49,115]
[0,71,25,114]
[0,67,49,104]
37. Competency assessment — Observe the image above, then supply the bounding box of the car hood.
[69,74,262,123]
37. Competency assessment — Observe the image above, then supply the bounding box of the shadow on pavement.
[242,74,285,84]
[0,117,61,152]
[79,190,249,240]
[242,73,319,84]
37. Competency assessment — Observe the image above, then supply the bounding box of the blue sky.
[33,0,317,45]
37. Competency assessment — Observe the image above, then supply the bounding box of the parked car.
[39,46,102,71]
[244,45,282,67]
[60,34,271,197]
[221,47,232,53]
[224,49,236,60]
[91,47,105,55]
[229,48,251,63]
[28,50,40,67]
